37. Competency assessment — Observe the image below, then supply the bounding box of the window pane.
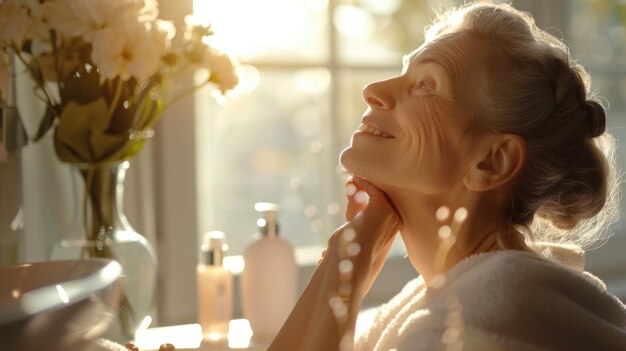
[335,0,457,65]
[196,69,333,255]
[193,0,329,63]
[568,1,626,69]
[566,1,626,225]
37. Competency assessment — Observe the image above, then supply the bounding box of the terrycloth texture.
[355,248,626,351]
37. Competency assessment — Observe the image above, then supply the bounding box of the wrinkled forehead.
[405,32,499,106]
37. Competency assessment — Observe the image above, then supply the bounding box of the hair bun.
[585,100,606,138]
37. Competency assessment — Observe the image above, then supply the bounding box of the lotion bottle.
[241,202,298,342]
[197,231,233,343]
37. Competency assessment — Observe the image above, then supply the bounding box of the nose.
[362,79,395,110]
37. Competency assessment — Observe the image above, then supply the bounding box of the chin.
[339,147,358,175]
[339,147,376,182]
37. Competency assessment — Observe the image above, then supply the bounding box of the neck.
[384,185,517,285]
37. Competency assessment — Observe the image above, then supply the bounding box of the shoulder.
[446,250,625,321]
[453,250,613,294]
[396,250,626,350]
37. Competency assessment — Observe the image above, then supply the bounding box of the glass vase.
[49,160,157,343]
[0,152,24,266]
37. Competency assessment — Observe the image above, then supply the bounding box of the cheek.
[411,99,459,160]
[402,99,467,190]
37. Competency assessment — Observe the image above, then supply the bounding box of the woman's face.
[340,42,477,194]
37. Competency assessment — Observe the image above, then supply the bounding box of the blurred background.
[13,0,626,327]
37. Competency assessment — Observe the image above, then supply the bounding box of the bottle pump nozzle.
[201,231,228,266]
[254,202,279,239]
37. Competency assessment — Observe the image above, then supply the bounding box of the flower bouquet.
[0,0,238,159]
[0,0,240,341]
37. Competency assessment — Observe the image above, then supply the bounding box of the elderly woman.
[269,2,626,351]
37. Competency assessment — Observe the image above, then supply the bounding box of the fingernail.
[346,183,357,196]
[354,190,370,204]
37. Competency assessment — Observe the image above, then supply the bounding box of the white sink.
[0,259,124,351]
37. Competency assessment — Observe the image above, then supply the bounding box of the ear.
[464,134,526,192]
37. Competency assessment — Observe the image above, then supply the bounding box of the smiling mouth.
[357,123,394,138]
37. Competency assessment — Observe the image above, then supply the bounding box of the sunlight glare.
[453,207,468,223]
[334,4,375,40]
[346,183,357,196]
[293,68,331,95]
[436,206,450,222]
[224,255,245,274]
[290,177,303,190]
[306,0,328,12]
[354,191,370,204]
[359,0,401,15]
[438,225,452,240]
[305,205,318,218]
[327,202,341,216]
[339,259,354,274]
[347,243,361,257]
[193,0,309,58]
[342,227,356,242]
[55,284,69,304]
[232,64,260,95]
[228,319,253,348]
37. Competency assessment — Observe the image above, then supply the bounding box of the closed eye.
[410,81,432,96]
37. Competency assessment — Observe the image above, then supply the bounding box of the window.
[562,0,626,299]
[193,0,457,256]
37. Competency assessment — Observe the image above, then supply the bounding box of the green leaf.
[107,98,135,134]
[59,66,101,105]
[54,98,153,165]
[54,98,109,163]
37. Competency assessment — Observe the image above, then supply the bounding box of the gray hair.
[425,3,620,249]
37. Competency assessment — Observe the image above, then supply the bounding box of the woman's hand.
[328,176,401,301]
[269,176,400,351]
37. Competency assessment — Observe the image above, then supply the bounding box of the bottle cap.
[255,202,279,239]
[200,231,228,266]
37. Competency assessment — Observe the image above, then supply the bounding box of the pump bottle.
[241,202,298,342]
[197,231,232,343]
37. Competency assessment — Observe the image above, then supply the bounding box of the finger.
[351,177,386,205]
[345,179,367,221]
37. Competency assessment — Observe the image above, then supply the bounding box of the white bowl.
[0,259,124,351]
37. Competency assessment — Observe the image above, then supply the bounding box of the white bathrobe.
[355,245,626,351]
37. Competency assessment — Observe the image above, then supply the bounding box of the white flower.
[183,14,214,41]
[91,22,161,82]
[205,47,240,94]
[42,0,157,42]
[0,0,30,47]
[150,20,175,57]
[139,0,159,23]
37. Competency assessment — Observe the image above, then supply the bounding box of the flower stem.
[84,169,94,240]
[10,47,57,110]
[159,78,212,116]
[134,91,155,131]
[107,78,124,121]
